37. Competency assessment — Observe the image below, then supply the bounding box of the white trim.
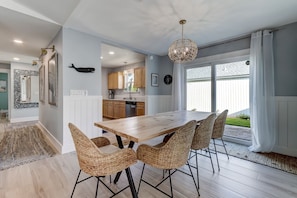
[37,121,62,154]
[273,146,297,157]
[10,116,38,123]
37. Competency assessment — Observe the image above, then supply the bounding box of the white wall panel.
[62,95,102,153]
[274,97,297,157]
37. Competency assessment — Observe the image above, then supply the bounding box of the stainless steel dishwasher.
[125,101,136,117]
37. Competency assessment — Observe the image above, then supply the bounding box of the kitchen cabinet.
[136,102,145,116]
[108,72,124,89]
[113,101,126,118]
[134,67,145,88]
[103,100,125,119]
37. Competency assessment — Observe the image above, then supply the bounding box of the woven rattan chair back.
[212,109,228,139]
[69,123,137,176]
[191,113,216,150]
[69,123,104,176]
[69,123,138,197]
[137,120,197,170]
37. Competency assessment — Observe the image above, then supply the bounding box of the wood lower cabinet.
[103,100,145,118]
[136,102,145,116]
[113,101,126,119]
[103,100,125,119]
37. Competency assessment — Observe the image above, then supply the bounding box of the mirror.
[14,69,39,109]
[20,75,39,103]
[123,69,138,92]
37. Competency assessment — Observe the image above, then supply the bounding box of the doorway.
[0,72,8,122]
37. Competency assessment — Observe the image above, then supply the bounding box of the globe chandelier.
[168,19,198,63]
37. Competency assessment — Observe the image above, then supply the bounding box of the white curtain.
[171,63,183,111]
[249,30,276,152]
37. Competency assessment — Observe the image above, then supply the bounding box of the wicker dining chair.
[136,120,198,197]
[189,113,216,189]
[68,123,137,198]
[211,109,229,171]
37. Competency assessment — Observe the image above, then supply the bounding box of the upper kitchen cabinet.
[108,72,123,89]
[134,67,145,88]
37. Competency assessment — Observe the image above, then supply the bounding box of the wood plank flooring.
[1,136,297,198]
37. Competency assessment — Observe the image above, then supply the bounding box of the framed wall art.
[151,73,159,87]
[39,65,45,102]
[48,53,58,106]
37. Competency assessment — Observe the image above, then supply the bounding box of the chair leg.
[207,147,215,173]
[71,170,81,198]
[212,139,220,171]
[195,150,200,189]
[95,177,100,198]
[187,160,200,196]
[168,170,173,197]
[221,138,229,159]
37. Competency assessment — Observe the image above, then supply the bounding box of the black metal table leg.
[114,135,135,184]
[125,167,138,198]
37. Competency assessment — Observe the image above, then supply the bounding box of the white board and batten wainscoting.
[274,96,297,157]
[39,95,297,157]
[62,95,103,153]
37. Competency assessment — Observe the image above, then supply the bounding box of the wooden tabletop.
[94,110,212,143]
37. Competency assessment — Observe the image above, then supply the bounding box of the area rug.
[0,125,56,171]
[213,141,297,175]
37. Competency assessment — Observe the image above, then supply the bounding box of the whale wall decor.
[69,64,95,73]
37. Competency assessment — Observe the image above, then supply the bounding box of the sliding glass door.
[186,66,212,112]
[216,61,249,115]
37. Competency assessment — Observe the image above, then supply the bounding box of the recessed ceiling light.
[13,57,20,61]
[100,56,103,59]
[108,51,114,55]
[13,39,23,44]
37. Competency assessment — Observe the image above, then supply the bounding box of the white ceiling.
[1,0,297,67]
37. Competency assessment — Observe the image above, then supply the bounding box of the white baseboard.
[273,145,297,158]
[10,116,38,123]
[37,121,62,154]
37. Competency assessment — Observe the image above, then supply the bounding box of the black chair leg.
[71,170,81,198]
[187,160,200,196]
[212,139,220,171]
[168,169,173,197]
[195,150,200,189]
[221,138,229,159]
[95,177,100,198]
[207,147,215,173]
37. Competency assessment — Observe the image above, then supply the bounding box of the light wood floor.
[1,135,297,198]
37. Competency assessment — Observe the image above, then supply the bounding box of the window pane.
[216,61,249,116]
[186,66,211,111]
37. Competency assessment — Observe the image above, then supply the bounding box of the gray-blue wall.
[145,55,173,95]
[197,37,251,58]
[274,22,297,96]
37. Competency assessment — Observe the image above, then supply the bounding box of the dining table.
[94,110,212,198]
